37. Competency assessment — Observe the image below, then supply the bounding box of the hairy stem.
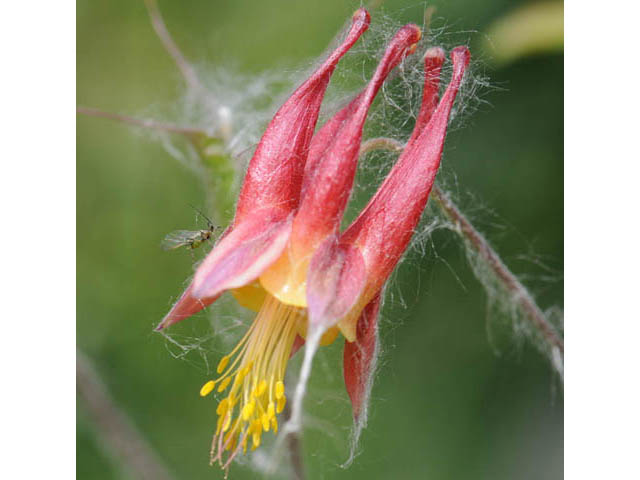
[360,137,564,362]
[143,0,207,95]
[77,349,175,480]
[430,187,564,354]
[77,106,235,221]
[76,106,207,138]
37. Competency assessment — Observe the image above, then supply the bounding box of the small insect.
[161,206,220,251]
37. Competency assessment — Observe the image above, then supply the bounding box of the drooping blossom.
[157,8,470,465]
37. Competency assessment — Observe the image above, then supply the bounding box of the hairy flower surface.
[157,8,470,466]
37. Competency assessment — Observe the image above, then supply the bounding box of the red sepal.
[342,47,470,294]
[234,9,370,223]
[292,24,422,255]
[343,293,381,420]
[155,283,220,331]
[306,236,366,327]
[192,208,293,299]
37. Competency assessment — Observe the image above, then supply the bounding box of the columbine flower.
[157,7,470,465]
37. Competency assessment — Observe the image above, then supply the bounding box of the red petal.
[291,24,422,256]
[306,236,366,327]
[234,9,370,223]
[343,293,381,420]
[342,47,470,293]
[191,208,293,299]
[155,283,220,331]
[406,46,445,147]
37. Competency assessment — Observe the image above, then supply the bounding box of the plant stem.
[76,106,207,138]
[359,137,564,359]
[282,403,306,480]
[77,349,175,480]
[143,0,207,95]
[430,186,564,354]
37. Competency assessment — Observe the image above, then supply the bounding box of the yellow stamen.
[216,415,224,435]
[217,376,232,393]
[237,367,249,383]
[200,380,216,397]
[252,419,261,434]
[225,430,237,452]
[257,380,268,397]
[277,395,286,414]
[222,413,232,432]
[275,381,285,399]
[216,398,229,416]
[242,401,255,421]
[252,431,261,449]
[217,355,230,374]
[201,294,305,458]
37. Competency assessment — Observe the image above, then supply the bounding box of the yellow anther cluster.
[201,294,302,461]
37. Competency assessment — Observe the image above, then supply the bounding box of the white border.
[1,1,76,476]
[565,1,640,479]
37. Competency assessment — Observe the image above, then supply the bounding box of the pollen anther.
[275,381,285,399]
[257,380,268,396]
[217,376,232,392]
[200,380,215,397]
[242,401,255,420]
[277,395,286,414]
[217,355,230,374]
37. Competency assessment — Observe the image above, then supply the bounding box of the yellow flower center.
[201,293,303,459]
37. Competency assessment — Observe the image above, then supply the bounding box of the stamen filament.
[203,294,303,464]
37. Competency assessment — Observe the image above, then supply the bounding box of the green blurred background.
[77,1,563,479]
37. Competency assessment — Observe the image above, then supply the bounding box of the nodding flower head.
[157,8,469,466]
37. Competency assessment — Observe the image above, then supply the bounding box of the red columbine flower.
[157,8,469,465]
[326,45,469,419]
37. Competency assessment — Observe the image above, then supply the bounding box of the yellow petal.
[231,282,268,312]
[260,250,309,308]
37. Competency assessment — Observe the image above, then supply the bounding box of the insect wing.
[161,230,199,250]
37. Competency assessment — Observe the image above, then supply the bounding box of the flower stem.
[282,403,306,480]
[360,137,564,369]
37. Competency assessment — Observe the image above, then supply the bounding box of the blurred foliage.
[77,1,563,479]
[484,1,564,65]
